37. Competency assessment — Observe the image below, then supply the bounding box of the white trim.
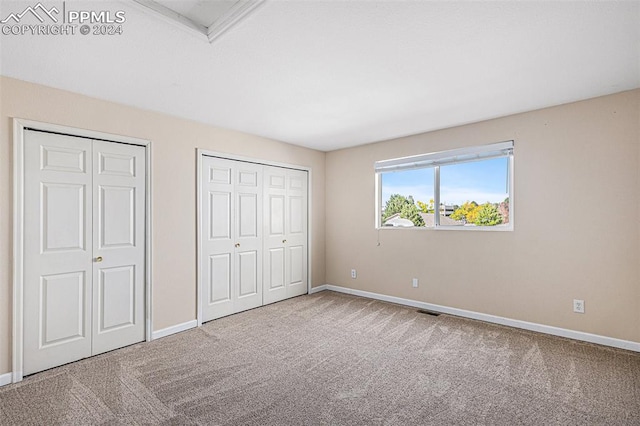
[306,168,313,295]
[374,172,381,229]
[377,223,514,232]
[131,0,209,41]
[434,166,441,226]
[374,140,514,172]
[131,0,265,44]
[196,149,313,326]
[196,149,204,327]
[0,373,12,387]
[12,118,153,383]
[11,119,152,146]
[145,142,153,342]
[206,0,265,43]
[509,149,515,230]
[309,285,327,294]
[151,320,198,340]
[12,119,25,383]
[320,284,640,353]
[201,150,312,172]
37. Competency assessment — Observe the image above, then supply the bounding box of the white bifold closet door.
[263,166,308,305]
[201,156,308,322]
[202,157,263,322]
[23,130,146,376]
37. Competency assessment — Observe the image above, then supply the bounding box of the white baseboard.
[151,319,198,340]
[309,284,327,294]
[320,284,640,353]
[0,372,12,387]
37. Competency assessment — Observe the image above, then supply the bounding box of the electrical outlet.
[351,269,357,279]
[573,299,585,314]
[412,278,418,288]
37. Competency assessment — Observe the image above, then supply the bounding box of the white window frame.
[375,141,514,231]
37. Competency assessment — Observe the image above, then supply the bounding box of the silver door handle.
[235,243,240,248]
[282,239,287,243]
[95,256,103,262]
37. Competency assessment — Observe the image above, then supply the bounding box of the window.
[375,141,513,230]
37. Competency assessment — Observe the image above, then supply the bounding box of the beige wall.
[325,89,640,343]
[0,76,326,375]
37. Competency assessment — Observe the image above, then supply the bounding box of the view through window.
[376,142,513,229]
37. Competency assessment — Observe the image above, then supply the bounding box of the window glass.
[440,157,509,227]
[381,168,434,227]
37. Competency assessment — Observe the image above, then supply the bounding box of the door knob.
[235,243,240,248]
[282,239,287,243]
[95,256,103,262]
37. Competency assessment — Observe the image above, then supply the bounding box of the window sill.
[375,224,514,232]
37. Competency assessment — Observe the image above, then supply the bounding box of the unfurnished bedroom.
[0,0,639,424]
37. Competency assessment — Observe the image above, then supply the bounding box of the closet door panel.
[91,140,146,355]
[233,162,263,312]
[201,158,263,320]
[267,248,285,291]
[263,167,288,304]
[202,158,236,321]
[285,170,308,299]
[263,167,308,303]
[209,253,232,304]
[23,131,93,375]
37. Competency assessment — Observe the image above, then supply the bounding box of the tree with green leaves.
[474,202,503,226]
[401,202,425,227]
[383,194,409,222]
[382,194,424,227]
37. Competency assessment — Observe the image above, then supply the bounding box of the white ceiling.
[1,1,639,151]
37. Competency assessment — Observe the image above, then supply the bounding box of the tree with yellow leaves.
[450,201,479,223]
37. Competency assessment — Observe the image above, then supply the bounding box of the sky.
[381,157,509,206]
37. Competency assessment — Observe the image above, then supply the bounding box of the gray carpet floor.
[1,291,639,425]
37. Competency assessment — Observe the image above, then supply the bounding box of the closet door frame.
[12,118,153,383]
[196,149,313,326]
